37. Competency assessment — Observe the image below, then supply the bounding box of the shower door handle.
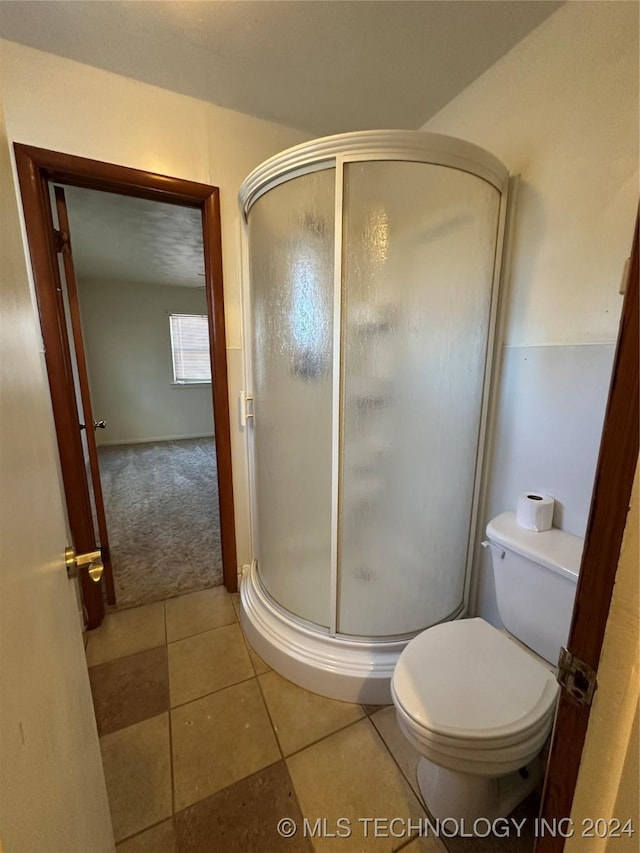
[240,393,254,428]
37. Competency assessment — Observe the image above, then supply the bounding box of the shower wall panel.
[248,169,335,627]
[338,162,501,635]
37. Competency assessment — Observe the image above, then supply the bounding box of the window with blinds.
[169,314,212,384]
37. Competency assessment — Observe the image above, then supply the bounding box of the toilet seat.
[393,696,554,775]
[393,696,555,752]
[391,617,559,773]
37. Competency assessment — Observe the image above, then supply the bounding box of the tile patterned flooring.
[85,587,538,852]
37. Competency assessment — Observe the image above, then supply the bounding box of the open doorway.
[15,144,237,628]
[57,186,223,608]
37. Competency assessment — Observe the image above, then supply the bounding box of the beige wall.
[0,38,309,566]
[566,463,639,851]
[421,1,639,621]
[0,91,113,853]
[423,0,638,348]
[77,277,213,446]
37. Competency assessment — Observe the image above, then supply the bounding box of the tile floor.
[85,587,538,852]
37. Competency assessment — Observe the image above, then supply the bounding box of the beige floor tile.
[259,670,365,756]
[86,602,166,667]
[175,761,312,853]
[100,714,172,843]
[116,819,175,852]
[165,586,236,642]
[400,836,447,853]
[287,718,425,853]
[172,679,281,810]
[168,623,254,707]
[370,706,422,801]
[245,638,271,675]
[89,645,169,736]
[363,703,392,716]
[442,792,540,853]
[230,591,241,620]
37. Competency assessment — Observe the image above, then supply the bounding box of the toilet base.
[417,755,543,825]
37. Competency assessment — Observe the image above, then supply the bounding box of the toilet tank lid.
[486,513,583,581]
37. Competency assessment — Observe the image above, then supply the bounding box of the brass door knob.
[65,546,104,583]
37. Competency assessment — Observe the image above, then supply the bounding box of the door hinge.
[619,256,631,295]
[54,228,70,254]
[557,646,597,708]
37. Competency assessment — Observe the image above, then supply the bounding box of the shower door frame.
[240,132,513,643]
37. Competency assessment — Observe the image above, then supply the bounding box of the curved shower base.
[240,562,464,703]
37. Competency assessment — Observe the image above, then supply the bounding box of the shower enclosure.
[239,132,511,702]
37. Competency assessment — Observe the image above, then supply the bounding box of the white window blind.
[169,314,212,384]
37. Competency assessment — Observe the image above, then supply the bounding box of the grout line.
[167,706,178,839]
[238,625,260,678]
[104,585,226,618]
[253,672,285,761]
[163,612,178,837]
[393,834,447,853]
[163,674,365,760]
[282,713,367,762]
[115,816,173,847]
[225,642,369,766]
[97,710,168,745]
[172,758,285,822]
[281,717,434,853]
[93,588,235,653]
[169,672,258,712]
[163,600,167,645]
[87,641,166,671]
[367,715,426,809]
[89,614,238,671]
[363,703,390,717]
[366,719,446,852]
[166,616,238,648]
[393,838,420,852]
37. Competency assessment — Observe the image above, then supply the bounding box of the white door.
[0,99,114,851]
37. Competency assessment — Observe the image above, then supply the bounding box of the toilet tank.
[485,512,583,665]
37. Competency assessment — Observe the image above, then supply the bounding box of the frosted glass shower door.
[338,161,501,636]
[248,169,335,627]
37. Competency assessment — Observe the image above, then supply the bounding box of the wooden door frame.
[53,184,116,606]
[536,213,638,851]
[14,143,238,628]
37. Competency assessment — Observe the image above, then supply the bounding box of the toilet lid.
[392,618,559,741]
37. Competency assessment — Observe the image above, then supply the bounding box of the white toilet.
[391,512,583,823]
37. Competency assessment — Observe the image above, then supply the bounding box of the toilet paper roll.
[516,492,554,532]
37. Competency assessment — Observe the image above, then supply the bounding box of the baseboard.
[97,432,215,447]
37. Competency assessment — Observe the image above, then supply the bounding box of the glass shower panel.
[248,169,335,627]
[338,161,500,636]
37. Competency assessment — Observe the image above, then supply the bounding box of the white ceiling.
[0,0,562,135]
[62,187,204,288]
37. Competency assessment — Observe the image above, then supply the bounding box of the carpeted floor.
[98,438,222,609]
